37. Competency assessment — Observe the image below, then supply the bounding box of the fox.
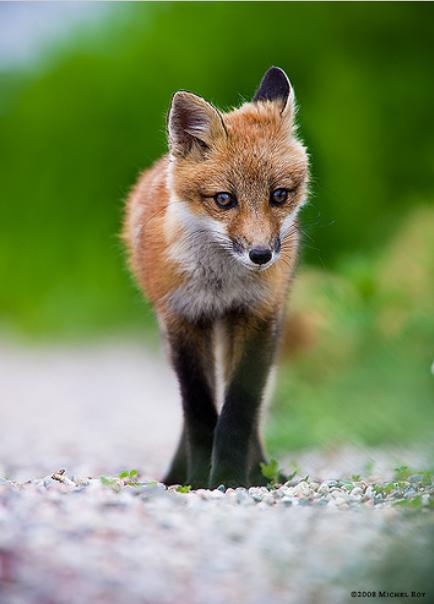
[123,67,309,489]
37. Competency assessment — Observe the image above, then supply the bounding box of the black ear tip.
[253,66,291,104]
[267,66,289,79]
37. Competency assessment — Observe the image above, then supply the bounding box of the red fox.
[123,67,309,488]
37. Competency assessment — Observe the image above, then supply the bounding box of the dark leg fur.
[166,323,218,489]
[248,431,269,486]
[210,314,279,489]
[162,423,187,485]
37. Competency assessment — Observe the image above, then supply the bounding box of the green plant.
[260,458,283,486]
[175,485,192,493]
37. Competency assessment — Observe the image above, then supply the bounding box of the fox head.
[167,67,309,271]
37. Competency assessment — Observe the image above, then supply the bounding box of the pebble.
[293,481,311,497]
[409,474,425,483]
[318,482,330,494]
[0,468,432,604]
[1,344,432,603]
[262,493,275,506]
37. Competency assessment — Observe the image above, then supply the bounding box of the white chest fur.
[164,198,269,321]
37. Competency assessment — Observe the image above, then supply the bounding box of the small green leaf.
[394,465,411,481]
[420,471,433,486]
[176,485,191,493]
[119,469,139,480]
[394,495,422,509]
[352,474,361,482]
[260,459,280,484]
[382,482,396,495]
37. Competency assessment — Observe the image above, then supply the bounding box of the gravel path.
[0,340,433,604]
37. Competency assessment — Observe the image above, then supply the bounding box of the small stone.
[283,480,295,488]
[195,489,209,499]
[326,480,339,488]
[262,494,275,506]
[365,486,374,499]
[408,474,424,483]
[281,496,293,506]
[74,477,90,487]
[210,489,225,499]
[139,484,168,499]
[256,501,268,510]
[294,481,311,497]
[51,469,66,481]
[235,489,251,505]
[351,487,363,497]
[331,489,344,499]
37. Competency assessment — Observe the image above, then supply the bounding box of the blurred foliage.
[0,3,433,449]
[268,207,434,451]
[1,2,433,335]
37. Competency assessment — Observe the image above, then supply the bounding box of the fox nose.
[249,247,272,266]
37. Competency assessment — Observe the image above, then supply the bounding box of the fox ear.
[168,91,226,157]
[253,66,294,115]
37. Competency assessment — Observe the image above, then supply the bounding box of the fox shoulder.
[122,156,177,297]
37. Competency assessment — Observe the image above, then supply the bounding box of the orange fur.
[123,101,308,326]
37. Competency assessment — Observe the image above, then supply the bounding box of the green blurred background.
[1,2,433,454]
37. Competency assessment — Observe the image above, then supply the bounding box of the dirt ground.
[0,339,433,604]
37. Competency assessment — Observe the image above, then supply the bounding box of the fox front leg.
[210,313,279,489]
[162,423,188,485]
[248,430,269,486]
[166,320,218,489]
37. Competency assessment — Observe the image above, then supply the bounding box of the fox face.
[167,67,309,272]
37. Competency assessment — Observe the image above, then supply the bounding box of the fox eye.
[270,188,289,206]
[214,192,237,210]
